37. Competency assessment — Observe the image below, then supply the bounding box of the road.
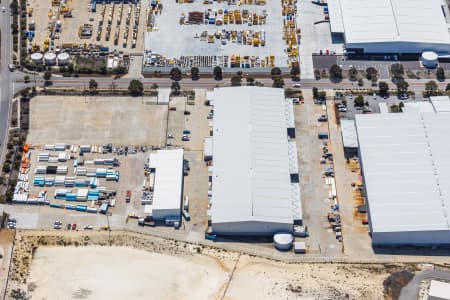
[399,270,450,300]
[0,0,12,155]
[14,75,448,91]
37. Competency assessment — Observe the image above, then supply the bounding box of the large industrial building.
[150,149,184,222]
[328,0,450,55]
[209,87,301,236]
[355,113,450,246]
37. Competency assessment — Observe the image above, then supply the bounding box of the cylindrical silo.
[44,52,57,65]
[57,52,70,65]
[421,51,438,69]
[273,233,293,251]
[30,52,43,64]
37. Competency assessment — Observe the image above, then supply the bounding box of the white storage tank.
[57,52,70,65]
[31,52,43,64]
[44,52,57,65]
[421,51,438,69]
[273,233,293,251]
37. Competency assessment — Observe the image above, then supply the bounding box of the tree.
[365,67,378,81]
[272,77,285,88]
[349,67,358,81]
[290,63,300,79]
[171,81,181,95]
[9,1,18,16]
[312,87,319,99]
[425,80,438,97]
[354,95,365,107]
[446,83,450,91]
[2,163,11,173]
[213,66,223,80]
[270,67,282,79]
[246,77,255,86]
[11,23,18,35]
[314,69,321,80]
[436,67,445,82]
[230,76,242,86]
[23,75,30,83]
[357,78,364,87]
[378,81,389,97]
[43,71,52,84]
[89,79,98,94]
[329,64,342,82]
[396,78,409,94]
[128,79,144,96]
[390,104,402,113]
[390,63,404,77]
[169,67,182,81]
[190,67,200,80]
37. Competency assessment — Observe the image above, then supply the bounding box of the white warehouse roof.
[329,0,450,53]
[152,149,183,215]
[340,119,358,148]
[211,87,298,227]
[430,96,450,113]
[355,114,450,238]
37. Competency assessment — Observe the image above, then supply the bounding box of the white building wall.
[346,41,450,54]
[372,230,450,246]
[153,208,181,221]
[212,221,292,236]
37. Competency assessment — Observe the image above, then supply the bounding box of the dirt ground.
[5,230,407,300]
[27,96,167,146]
[0,230,15,298]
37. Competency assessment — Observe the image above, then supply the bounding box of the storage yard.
[144,0,300,69]
[7,92,211,231]
[26,0,148,61]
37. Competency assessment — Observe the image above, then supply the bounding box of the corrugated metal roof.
[355,113,450,233]
[152,149,183,211]
[341,119,358,148]
[211,87,295,224]
[333,0,450,49]
[402,102,435,114]
[328,0,344,33]
[430,96,450,113]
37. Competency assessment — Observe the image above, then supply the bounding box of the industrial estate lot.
[28,0,148,53]
[27,96,167,145]
[144,1,288,67]
[5,92,212,236]
[8,88,450,261]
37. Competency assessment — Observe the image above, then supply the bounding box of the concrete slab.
[27,96,167,146]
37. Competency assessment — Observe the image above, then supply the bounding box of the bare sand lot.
[28,246,229,300]
[10,231,396,300]
[27,96,167,146]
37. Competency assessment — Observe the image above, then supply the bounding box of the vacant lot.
[27,96,167,145]
[28,246,229,300]
[24,244,390,300]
